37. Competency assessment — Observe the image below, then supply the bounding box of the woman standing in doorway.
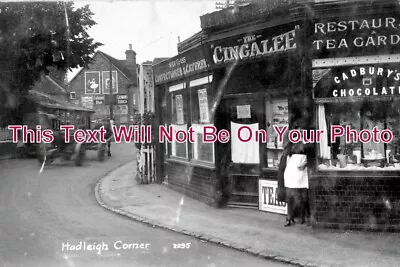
[283,140,309,227]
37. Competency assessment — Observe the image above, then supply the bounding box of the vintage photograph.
[1,0,400,266]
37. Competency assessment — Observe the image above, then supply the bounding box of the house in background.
[68,45,139,125]
[138,58,168,114]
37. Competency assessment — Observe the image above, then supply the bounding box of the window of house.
[189,75,214,163]
[70,92,76,100]
[314,64,400,170]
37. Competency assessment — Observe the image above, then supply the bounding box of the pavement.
[95,160,400,267]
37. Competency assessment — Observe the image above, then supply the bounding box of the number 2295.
[173,243,191,249]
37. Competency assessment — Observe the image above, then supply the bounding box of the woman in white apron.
[284,141,309,226]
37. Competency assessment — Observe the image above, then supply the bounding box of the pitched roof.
[68,50,137,86]
[26,90,94,112]
[98,51,136,82]
[31,75,67,96]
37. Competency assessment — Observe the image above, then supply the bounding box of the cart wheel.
[74,143,86,166]
[37,143,46,165]
[97,143,106,162]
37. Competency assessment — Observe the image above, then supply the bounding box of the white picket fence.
[137,144,156,184]
[0,127,13,143]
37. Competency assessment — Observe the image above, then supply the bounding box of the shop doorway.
[217,95,264,208]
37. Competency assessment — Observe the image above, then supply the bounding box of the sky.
[67,0,217,79]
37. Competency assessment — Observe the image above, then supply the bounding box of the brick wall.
[310,172,400,231]
[165,161,219,207]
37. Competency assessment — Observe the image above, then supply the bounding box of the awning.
[25,90,94,113]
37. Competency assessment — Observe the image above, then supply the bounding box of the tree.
[0,2,102,124]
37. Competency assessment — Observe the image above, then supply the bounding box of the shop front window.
[314,64,400,170]
[170,91,188,159]
[265,98,289,168]
[190,82,214,163]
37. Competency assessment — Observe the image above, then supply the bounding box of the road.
[0,143,289,267]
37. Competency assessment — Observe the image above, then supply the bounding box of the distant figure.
[93,119,113,157]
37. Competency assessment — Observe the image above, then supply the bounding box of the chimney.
[125,44,137,84]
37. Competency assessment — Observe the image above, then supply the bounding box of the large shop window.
[190,76,214,163]
[314,65,400,170]
[169,83,188,159]
[166,75,214,163]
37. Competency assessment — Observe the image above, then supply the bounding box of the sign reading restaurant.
[313,16,400,57]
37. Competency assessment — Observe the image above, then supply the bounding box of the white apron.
[284,154,309,189]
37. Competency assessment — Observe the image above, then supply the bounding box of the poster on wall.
[85,72,101,94]
[198,89,209,123]
[259,180,287,215]
[102,71,118,94]
[81,96,94,109]
[237,105,251,119]
[176,94,184,124]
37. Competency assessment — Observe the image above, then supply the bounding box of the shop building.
[153,0,400,231]
[68,45,138,125]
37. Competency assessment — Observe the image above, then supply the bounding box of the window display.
[166,77,214,163]
[313,64,400,170]
[265,98,289,168]
[190,84,214,163]
[170,91,188,159]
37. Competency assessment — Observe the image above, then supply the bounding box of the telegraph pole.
[109,63,113,121]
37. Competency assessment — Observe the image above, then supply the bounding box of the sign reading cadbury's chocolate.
[313,65,400,101]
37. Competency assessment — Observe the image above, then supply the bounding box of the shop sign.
[116,94,128,105]
[313,66,400,100]
[153,46,209,85]
[211,27,297,66]
[259,180,287,215]
[313,17,400,58]
[94,95,105,106]
[81,96,93,109]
